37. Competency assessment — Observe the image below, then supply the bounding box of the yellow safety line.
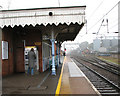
[55,56,66,96]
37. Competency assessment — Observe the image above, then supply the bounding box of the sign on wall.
[34,42,41,45]
[2,41,8,59]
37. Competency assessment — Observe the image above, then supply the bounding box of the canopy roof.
[0,6,86,42]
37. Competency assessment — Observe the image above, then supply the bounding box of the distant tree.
[0,6,2,8]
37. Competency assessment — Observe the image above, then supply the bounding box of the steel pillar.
[50,30,56,75]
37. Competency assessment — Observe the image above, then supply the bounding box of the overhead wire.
[87,2,119,32]
[107,18,120,31]
[86,0,104,34]
[87,0,104,21]
[109,22,118,30]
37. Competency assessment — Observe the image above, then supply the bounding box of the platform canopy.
[0,6,86,42]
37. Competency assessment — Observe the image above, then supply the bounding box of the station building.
[0,6,86,76]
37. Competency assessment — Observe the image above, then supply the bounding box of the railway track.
[72,57,120,96]
[94,57,120,71]
[77,56,120,76]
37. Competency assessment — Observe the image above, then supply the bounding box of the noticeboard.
[34,42,41,45]
[2,41,8,59]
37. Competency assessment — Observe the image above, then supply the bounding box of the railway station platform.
[56,56,101,95]
[2,57,64,95]
[2,56,101,95]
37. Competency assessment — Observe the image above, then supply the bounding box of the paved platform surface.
[2,56,101,95]
[58,56,101,95]
[2,56,64,95]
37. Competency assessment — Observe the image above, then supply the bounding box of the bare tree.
[0,6,2,9]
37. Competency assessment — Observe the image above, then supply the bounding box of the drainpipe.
[50,30,56,75]
[0,28,2,95]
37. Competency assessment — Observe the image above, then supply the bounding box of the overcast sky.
[0,0,119,44]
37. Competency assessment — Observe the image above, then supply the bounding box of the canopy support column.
[50,31,56,75]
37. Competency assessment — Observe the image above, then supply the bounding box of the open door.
[24,46,39,73]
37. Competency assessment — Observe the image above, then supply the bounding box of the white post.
[50,31,56,75]
[118,1,120,53]
[0,28,2,95]
[118,1,120,33]
[59,43,61,64]
[56,43,59,67]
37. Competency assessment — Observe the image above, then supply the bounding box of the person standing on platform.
[27,48,36,75]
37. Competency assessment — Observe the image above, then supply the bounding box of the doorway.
[24,46,39,73]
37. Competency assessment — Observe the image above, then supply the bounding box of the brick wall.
[2,27,42,76]
[2,27,14,76]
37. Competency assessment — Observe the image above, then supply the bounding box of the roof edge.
[0,6,86,12]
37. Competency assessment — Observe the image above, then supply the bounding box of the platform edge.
[55,56,66,95]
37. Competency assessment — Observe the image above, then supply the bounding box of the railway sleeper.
[97,87,114,90]
[90,80,103,82]
[101,92,120,95]
[98,89,117,93]
[92,82,108,86]
[95,85,111,88]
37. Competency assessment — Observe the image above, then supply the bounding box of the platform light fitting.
[49,12,53,16]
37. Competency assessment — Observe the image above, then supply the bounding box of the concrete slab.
[2,64,62,95]
[59,56,100,95]
[59,57,71,94]
[69,77,99,96]
[68,62,85,77]
[28,86,48,91]
[69,77,99,95]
